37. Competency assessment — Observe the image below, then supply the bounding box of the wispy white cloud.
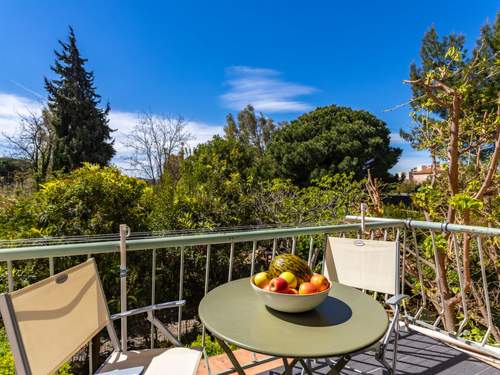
[0,93,43,154]
[220,66,316,113]
[0,93,42,133]
[390,132,405,145]
[0,92,223,172]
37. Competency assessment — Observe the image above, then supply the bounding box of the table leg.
[281,358,299,375]
[215,338,245,375]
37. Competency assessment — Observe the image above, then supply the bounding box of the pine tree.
[45,26,115,172]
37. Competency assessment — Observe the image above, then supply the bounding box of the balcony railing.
[0,217,498,373]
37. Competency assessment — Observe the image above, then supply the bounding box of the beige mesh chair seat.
[97,348,201,374]
[323,236,408,375]
[0,259,201,375]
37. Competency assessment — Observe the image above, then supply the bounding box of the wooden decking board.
[197,330,497,374]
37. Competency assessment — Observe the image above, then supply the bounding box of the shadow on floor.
[260,330,498,375]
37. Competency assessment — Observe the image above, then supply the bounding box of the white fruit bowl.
[250,278,331,313]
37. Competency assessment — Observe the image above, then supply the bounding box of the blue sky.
[0,1,498,172]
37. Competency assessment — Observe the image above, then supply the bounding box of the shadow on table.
[266,296,352,327]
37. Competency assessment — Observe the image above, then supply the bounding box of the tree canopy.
[45,27,115,172]
[267,105,401,185]
[402,13,500,338]
[224,104,276,155]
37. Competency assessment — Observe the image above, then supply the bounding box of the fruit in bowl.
[253,271,270,288]
[251,254,331,313]
[298,282,317,294]
[269,254,312,285]
[310,273,330,292]
[269,277,288,292]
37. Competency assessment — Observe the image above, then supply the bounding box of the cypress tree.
[45,26,115,171]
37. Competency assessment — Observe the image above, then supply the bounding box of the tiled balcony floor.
[198,330,499,374]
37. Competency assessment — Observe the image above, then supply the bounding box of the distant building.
[408,164,443,184]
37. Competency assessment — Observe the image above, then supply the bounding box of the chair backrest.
[324,236,399,295]
[0,259,112,375]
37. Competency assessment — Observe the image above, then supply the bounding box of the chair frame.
[0,259,192,375]
[323,232,408,375]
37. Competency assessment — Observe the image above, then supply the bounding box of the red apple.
[282,288,298,294]
[269,277,288,292]
[310,273,330,292]
[298,282,318,295]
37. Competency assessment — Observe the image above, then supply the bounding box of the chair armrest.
[110,300,185,320]
[385,294,409,306]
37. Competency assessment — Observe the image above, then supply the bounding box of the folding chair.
[323,235,408,375]
[0,258,201,375]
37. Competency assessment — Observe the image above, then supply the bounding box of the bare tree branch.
[125,112,192,183]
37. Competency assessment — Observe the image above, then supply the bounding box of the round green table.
[199,278,388,374]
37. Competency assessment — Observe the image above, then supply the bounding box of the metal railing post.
[228,242,235,282]
[119,224,128,352]
[202,244,211,346]
[307,236,314,267]
[272,238,277,259]
[401,230,406,314]
[452,234,468,335]
[430,231,444,327]
[87,253,93,374]
[250,241,257,276]
[150,248,157,348]
[6,261,13,292]
[49,257,54,276]
[477,237,493,346]
[178,246,185,341]
[412,229,427,320]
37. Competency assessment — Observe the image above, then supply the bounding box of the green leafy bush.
[189,334,236,357]
[0,328,14,375]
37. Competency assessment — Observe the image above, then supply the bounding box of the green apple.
[253,271,269,288]
[279,271,297,289]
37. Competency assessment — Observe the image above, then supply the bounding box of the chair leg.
[391,323,399,374]
[298,359,313,375]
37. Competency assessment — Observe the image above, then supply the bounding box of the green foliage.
[422,234,447,259]
[0,194,41,239]
[150,135,271,230]
[45,27,114,172]
[449,193,483,212]
[0,158,30,186]
[0,328,14,375]
[253,173,365,225]
[224,104,276,155]
[189,335,237,357]
[267,105,401,186]
[37,163,151,235]
[412,185,445,220]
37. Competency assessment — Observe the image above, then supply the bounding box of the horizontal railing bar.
[0,223,343,246]
[0,222,401,261]
[346,216,500,236]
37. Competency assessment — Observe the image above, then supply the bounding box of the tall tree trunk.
[430,152,437,187]
[438,254,457,331]
[446,94,461,224]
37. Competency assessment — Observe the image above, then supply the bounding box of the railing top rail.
[0,221,402,262]
[1,217,497,262]
[346,216,500,236]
